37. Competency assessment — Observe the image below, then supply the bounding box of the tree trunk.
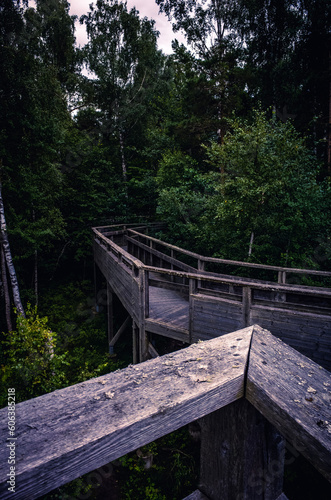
[119,130,128,199]
[248,231,254,257]
[34,249,38,306]
[0,242,12,331]
[0,182,25,317]
[328,50,331,176]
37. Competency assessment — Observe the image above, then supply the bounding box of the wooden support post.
[109,316,130,349]
[144,270,149,318]
[132,321,138,364]
[199,399,285,500]
[198,259,205,273]
[170,249,174,282]
[242,286,252,327]
[139,326,148,362]
[94,262,101,313]
[149,240,154,266]
[107,283,114,348]
[148,342,159,358]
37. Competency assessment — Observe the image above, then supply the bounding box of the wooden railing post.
[107,282,114,352]
[132,321,138,364]
[199,399,285,500]
[138,267,148,362]
[149,240,154,266]
[189,278,196,342]
[144,269,149,319]
[278,271,286,284]
[198,258,205,273]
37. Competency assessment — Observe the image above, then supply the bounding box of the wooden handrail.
[1,326,330,499]
[143,265,331,298]
[94,226,331,297]
[127,228,331,279]
[93,228,143,270]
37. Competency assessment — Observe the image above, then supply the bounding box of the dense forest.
[0,0,331,498]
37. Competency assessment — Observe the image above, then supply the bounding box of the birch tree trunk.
[0,243,13,331]
[248,231,254,257]
[119,129,128,199]
[0,182,25,317]
[328,50,331,176]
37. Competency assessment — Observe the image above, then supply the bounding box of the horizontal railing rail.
[141,265,331,298]
[127,227,331,285]
[1,326,330,500]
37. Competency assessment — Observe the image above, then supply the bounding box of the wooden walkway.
[149,286,189,330]
[93,223,331,369]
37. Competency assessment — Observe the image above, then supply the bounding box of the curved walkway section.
[93,224,331,370]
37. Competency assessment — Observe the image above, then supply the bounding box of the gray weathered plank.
[0,328,253,500]
[199,399,285,500]
[145,317,190,342]
[246,325,331,483]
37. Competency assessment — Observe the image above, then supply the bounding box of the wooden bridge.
[93,223,331,370]
[1,325,330,499]
[1,224,330,499]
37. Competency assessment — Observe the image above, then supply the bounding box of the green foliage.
[156,111,330,269]
[0,304,68,406]
[157,150,199,189]
[39,281,125,385]
[117,427,199,499]
[201,111,329,265]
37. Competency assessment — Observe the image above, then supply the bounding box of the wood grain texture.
[199,399,285,500]
[0,328,253,500]
[246,325,331,483]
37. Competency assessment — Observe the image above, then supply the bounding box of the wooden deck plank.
[149,286,189,330]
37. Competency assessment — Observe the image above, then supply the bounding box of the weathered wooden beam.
[139,326,148,362]
[148,342,159,358]
[145,317,189,342]
[107,282,114,347]
[132,321,138,364]
[246,325,331,483]
[144,269,149,318]
[109,316,130,348]
[0,328,252,500]
[143,265,331,298]
[199,399,285,500]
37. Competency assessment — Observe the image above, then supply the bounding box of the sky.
[68,0,186,53]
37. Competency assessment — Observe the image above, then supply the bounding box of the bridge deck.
[149,286,189,330]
